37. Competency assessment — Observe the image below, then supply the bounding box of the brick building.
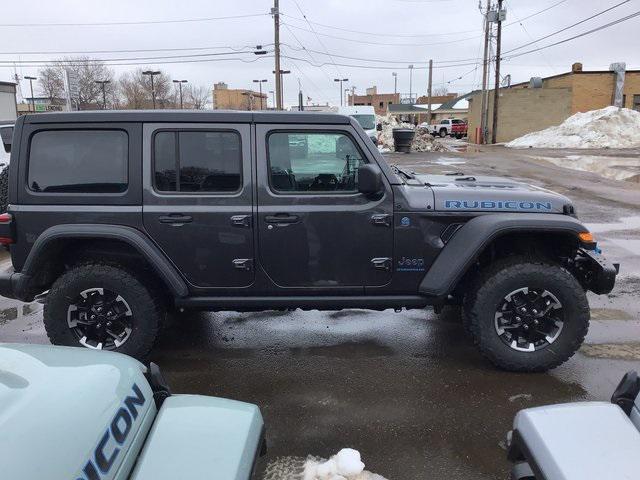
[348,86,400,115]
[212,82,268,111]
[467,63,640,143]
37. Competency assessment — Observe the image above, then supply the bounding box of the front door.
[256,125,394,290]
[143,123,254,289]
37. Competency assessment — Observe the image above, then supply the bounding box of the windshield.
[351,114,376,131]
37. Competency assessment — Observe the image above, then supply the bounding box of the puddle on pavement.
[581,343,640,360]
[536,155,640,182]
[432,157,466,166]
[590,308,634,320]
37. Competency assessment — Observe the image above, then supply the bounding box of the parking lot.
[2,143,639,479]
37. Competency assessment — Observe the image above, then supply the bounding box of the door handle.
[371,257,392,271]
[371,214,392,227]
[158,214,193,225]
[265,214,299,224]
[230,215,251,227]
[233,258,253,271]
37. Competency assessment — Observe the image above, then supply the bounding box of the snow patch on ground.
[262,450,388,480]
[506,107,640,149]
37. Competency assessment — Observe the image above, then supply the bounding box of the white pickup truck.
[421,118,467,138]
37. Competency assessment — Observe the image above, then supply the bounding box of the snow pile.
[261,449,387,480]
[506,106,640,149]
[303,449,387,480]
[376,114,447,152]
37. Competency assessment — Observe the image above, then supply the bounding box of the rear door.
[142,123,254,289]
[255,124,394,291]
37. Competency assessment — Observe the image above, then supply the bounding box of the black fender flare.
[22,224,189,297]
[419,213,589,298]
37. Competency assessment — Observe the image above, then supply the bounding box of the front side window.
[28,130,128,193]
[268,132,365,193]
[154,130,241,193]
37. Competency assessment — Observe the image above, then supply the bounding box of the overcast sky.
[1,0,639,107]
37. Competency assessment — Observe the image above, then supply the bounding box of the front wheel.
[44,262,164,360]
[464,257,589,372]
[439,128,447,138]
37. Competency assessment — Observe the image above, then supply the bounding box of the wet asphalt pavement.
[1,143,639,479]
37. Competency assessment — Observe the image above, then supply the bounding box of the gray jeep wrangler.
[0,111,618,371]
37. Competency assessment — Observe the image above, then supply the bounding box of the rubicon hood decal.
[444,200,553,211]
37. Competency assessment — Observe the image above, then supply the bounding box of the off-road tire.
[464,257,589,372]
[44,262,164,360]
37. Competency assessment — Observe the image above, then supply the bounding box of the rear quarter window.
[27,130,128,193]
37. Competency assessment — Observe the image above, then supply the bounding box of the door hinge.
[371,214,392,227]
[371,257,392,271]
[232,258,253,271]
[230,215,251,227]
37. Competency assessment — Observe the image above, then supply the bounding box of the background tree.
[118,68,172,109]
[38,67,65,103]
[432,85,449,97]
[185,84,210,109]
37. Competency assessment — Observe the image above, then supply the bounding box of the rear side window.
[28,130,128,193]
[153,130,241,193]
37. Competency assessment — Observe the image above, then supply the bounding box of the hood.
[415,174,573,214]
[0,343,156,480]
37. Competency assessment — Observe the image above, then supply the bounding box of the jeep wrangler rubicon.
[0,112,618,372]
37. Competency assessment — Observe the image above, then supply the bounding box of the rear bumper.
[0,269,31,301]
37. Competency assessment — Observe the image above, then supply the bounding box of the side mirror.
[358,164,384,196]
[0,126,12,153]
[376,123,382,132]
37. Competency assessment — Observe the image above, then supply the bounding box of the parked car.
[0,343,265,480]
[0,111,618,371]
[506,371,640,480]
[428,118,467,138]
[333,105,377,145]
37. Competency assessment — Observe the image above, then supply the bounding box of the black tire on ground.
[439,128,447,138]
[464,257,589,372]
[44,262,164,360]
[455,134,463,139]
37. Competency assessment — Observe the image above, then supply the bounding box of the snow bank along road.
[1,145,639,480]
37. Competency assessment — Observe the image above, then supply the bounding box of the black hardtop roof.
[23,109,351,125]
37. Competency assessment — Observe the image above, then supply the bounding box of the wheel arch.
[21,224,189,299]
[419,213,589,299]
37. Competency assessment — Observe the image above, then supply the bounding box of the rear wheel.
[44,262,164,360]
[464,257,589,372]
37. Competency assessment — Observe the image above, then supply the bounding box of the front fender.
[419,213,589,298]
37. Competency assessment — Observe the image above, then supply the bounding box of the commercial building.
[467,62,640,143]
[0,81,17,123]
[212,82,268,111]
[387,93,470,124]
[349,86,400,115]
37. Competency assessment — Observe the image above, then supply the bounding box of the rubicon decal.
[444,200,553,211]
[75,384,146,480]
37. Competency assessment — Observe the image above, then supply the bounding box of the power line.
[0,44,270,56]
[0,49,270,65]
[281,54,478,70]
[503,0,631,54]
[279,0,568,38]
[0,13,268,27]
[504,9,640,60]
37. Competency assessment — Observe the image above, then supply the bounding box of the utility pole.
[480,0,491,144]
[491,0,504,144]
[298,78,304,111]
[272,0,282,110]
[392,72,398,95]
[142,70,161,109]
[269,90,275,109]
[350,86,356,106]
[427,60,433,124]
[172,79,187,109]
[24,76,36,112]
[95,80,110,109]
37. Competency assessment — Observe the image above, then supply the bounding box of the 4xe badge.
[397,257,425,272]
[400,216,411,227]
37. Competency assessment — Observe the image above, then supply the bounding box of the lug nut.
[532,309,538,314]
[515,316,521,322]
[523,324,529,330]
[533,319,539,325]
[90,314,96,320]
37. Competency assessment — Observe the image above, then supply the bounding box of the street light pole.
[333,78,349,106]
[408,65,414,104]
[253,79,267,110]
[95,80,110,109]
[269,90,275,109]
[24,76,37,113]
[142,70,161,109]
[392,72,398,96]
[172,79,188,109]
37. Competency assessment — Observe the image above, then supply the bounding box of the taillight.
[0,213,11,224]
[0,213,13,245]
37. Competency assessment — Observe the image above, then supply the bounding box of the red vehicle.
[450,119,468,139]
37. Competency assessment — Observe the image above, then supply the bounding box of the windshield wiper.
[390,164,415,180]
